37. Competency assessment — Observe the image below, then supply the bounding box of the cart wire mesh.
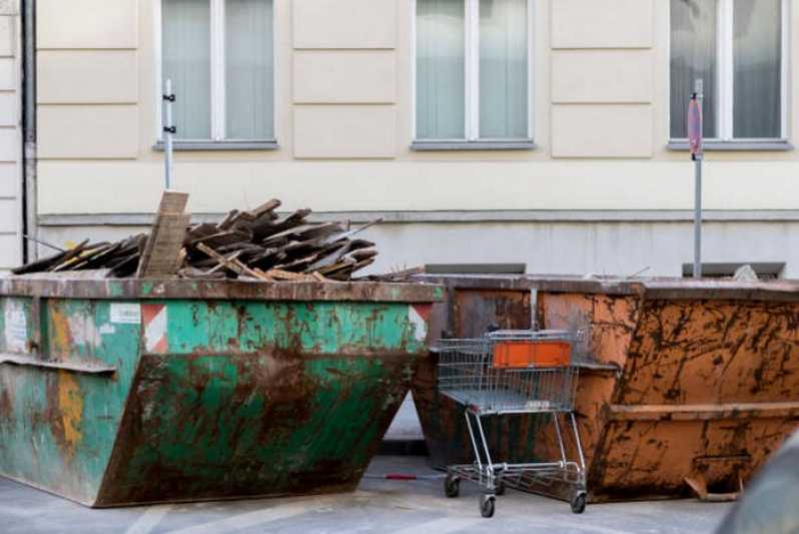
[435,331,581,415]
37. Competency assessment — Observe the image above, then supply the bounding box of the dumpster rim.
[0,275,444,303]
[413,274,799,303]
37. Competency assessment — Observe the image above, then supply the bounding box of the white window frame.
[669,0,789,142]
[412,0,535,142]
[154,0,277,143]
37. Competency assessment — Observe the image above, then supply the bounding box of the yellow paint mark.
[58,371,84,456]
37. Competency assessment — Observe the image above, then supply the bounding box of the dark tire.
[570,491,587,514]
[444,475,460,498]
[495,481,506,496]
[480,494,496,518]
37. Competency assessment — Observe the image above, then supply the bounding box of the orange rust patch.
[57,371,84,457]
[51,310,73,358]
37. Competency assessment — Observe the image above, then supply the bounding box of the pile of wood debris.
[13,196,380,282]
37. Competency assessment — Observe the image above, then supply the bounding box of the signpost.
[688,79,704,279]
[162,79,176,190]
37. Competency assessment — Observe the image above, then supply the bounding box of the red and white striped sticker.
[141,304,168,354]
[409,304,432,343]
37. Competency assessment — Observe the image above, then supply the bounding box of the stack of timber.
[13,197,380,282]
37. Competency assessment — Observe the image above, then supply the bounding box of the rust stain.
[57,370,84,457]
[50,309,73,359]
[413,277,799,503]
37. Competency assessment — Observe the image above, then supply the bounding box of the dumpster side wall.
[96,299,430,506]
[0,296,142,505]
[413,287,537,467]
[540,292,799,502]
[536,292,642,485]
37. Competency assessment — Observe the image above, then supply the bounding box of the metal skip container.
[0,275,441,507]
[411,275,799,502]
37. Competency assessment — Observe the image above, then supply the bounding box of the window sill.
[667,140,794,152]
[411,140,537,152]
[153,140,280,152]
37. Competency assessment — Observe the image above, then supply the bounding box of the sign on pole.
[688,79,704,279]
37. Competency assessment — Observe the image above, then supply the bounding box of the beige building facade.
[13,0,799,276]
[0,0,20,274]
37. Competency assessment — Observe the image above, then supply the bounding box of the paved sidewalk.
[0,456,729,534]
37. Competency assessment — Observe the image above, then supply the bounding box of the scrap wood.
[136,191,191,278]
[196,243,270,281]
[367,266,426,282]
[265,268,317,282]
[13,196,385,282]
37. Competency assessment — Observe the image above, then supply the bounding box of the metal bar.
[163,79,175,190]
[693,78,704,279]
[609,402,799,421]
[0,353,117,375]
[473,413,495,489]
[553,412,567,466]
[464,410,482,472]
[694,158,703,279]
[570,412,586,472]
[22,0,37,263]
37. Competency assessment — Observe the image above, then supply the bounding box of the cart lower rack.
[435,331,587,517]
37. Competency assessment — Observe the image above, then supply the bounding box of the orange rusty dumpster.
[412,275,799,503]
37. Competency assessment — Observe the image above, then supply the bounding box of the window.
[161,0,275,142]
[415,0,531,142]
[670,0,786,141]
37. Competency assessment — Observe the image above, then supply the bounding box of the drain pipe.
[21,0,36,262]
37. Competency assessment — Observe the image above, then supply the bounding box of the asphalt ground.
[0,456,730,534]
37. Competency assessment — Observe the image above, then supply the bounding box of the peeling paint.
[412,276,799,503]
[0,279,439,507]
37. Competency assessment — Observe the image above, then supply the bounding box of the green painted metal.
[0,277,439,507]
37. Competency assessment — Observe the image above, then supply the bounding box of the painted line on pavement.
[389,516,484,534]
[163,497,338,534]
[124,505,174,534]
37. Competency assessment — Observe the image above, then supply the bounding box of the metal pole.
[22,0,38,262]
[163,79,175,190]
[693,156,702,279]
[693,79,704,280]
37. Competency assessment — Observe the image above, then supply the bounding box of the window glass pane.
[163,0,211,139]
[479,0,528,139]
[226,0,274,140]
[670,0,717,139]
[416,0,465,140]
[733,0,781,139]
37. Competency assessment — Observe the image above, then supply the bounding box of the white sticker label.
[4,304,28,351]
[99,324,117,336]
[409,306,428,343]
[110,303,141,325]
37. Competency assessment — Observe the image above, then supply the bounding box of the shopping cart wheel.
[495,481,506,496]
[444,474,460,498]
[570,491,587,514]
[479,494,496,518]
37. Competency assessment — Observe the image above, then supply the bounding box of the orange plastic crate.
[492,340,572,369]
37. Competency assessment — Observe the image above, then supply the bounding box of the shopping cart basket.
[435,330,587,517]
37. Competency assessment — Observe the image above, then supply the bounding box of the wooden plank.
[136,191,190,278]
[196,243,270,281]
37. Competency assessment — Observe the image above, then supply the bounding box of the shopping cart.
[435,330,587,518]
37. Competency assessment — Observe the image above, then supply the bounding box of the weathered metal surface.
[411,275,799,503]
[0,274,443,303]
[411,280,536,467]
[539,294,799,503]
[0,277,440,507]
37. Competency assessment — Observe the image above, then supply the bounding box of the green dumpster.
[0,275,441,507]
